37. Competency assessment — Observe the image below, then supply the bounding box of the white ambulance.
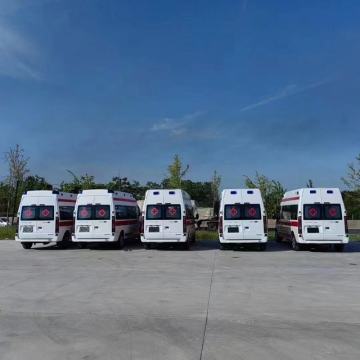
[16,190,77,249]
[72,189,140,248]
[218,189,268,250]
[141,189,197,249]
[275,188,349,251]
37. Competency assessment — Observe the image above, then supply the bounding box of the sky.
[0,0,359,190]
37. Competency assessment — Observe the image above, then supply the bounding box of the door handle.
[325,227,330,230]
[94,226,99,229]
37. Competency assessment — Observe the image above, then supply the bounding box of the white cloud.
[151,111,204,136]
[0,0,44,80]
[239,80,330,112]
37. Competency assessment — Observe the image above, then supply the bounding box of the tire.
[117,233,125,249]
[57,232,71,249]
[334,244,345,252]
[259,243,267,251]
[274,230,282,243]
[219,243,226,250]
[79,243,87,249]
[181,240,190,250]
[21,242,32,250]
[144,243,152,250]
[291,234,301,251]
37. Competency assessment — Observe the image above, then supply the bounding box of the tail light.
[218,216,223,235]
[344,216,349,235]
[297,216,302,236]
[112,216,115,234]
[140,216,144,235]
[71,217,75,235]
[55,216,59,235]
[183,216,187,235]
[263,215,268,235]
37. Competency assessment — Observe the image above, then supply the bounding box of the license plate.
[79,226,90,232]
[149,226,159,233]
[307,227,319,233]
[228,226,239,233]
[23,225,33,233]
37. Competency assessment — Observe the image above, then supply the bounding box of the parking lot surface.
[0,240,360,360]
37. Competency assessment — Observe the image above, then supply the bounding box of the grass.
[0,226,16,240]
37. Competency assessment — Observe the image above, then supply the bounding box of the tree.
[5,145,29,223]
[23,175,52,191]
[244,172,285,218]
[342,153,360,219]
[211,170,221,215]
[167,154,189,188]
[60,170,100,193]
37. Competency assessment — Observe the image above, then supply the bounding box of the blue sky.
[0,0,359,190]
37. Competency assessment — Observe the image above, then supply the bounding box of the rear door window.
[224,205,241,220]
[21,206,37,221]
[303,204,322,220]
[77,205,92,220]
[324,204,342,220]
[243,204,261,220]
[146,205,162,220]
[38,206,54,220]
[94,205,110,220]
[164,205,181,220]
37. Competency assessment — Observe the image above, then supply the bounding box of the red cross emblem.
[248,207,257,217]
[168,207,177,216]
[41,208,50,217]
[98,208,106,217]
[80,208,89,217]
[151,207,159,216]
[328,207,337,217]
[24,209,33,218]
[309,208,318,217]
[230,207,238,216]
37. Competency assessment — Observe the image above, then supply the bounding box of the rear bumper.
[219,235,268,244]
[299,236,349,244]
[72,235,116,242]
[15,236,58,243]
[141,235,187,243]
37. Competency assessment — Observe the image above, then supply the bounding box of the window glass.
[38,206,54,220]
[77,205,92,220]
[146,205,162,220]
[59,206,74,220]
[94,205,110,220]
[303,204,322,220]
[243,204,261,220]
[115,205,127,219]
[127,206,138,219]
[21,206,37,221]
[224,205,241,220]
[164,205,181,220]
[324,204,342,220]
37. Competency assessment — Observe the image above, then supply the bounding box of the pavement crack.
[199,251,216,360]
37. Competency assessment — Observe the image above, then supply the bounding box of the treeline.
[0,145,359,220]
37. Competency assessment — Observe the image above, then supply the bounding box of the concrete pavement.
[0,240,360,360]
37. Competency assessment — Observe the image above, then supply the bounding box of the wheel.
[144,243,152,250]
[57,232,71,249]
[21,242,32,249]
[181,240,190,250]
[79,242,87,249]
[274,230,282,243]
[334,244,345,252]
[291,234,301,251]
[259,243,267,251]
[117,233,125,249]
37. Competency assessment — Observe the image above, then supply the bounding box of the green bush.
[0,226,16,240]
